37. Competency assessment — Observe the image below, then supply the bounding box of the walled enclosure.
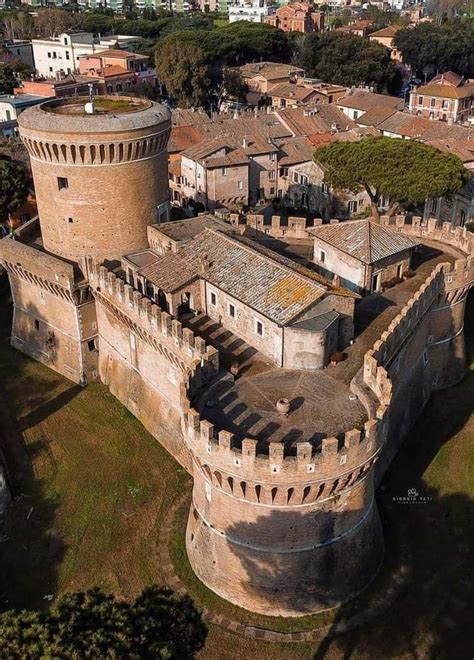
[1,94,473,617]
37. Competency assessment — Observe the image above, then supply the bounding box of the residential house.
[228,0,276,24]
[336,89,404,122]
[78,50,156,88]
[0,93,44,138]
[368,25,402,61]
[13,76,91,99]
[335,20,372,37]
[264,3,324,33]
[409,72,474,124]
[31,32,143,78]
[268,81,320,109]
[237,62,305,105]
[180,140,250,212]
[310,219,419,293]
[4,40,34,69]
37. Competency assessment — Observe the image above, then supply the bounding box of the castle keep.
[0,97,472,617]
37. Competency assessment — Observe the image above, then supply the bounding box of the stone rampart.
[229,213,336,240]
[381,215,474,258]
[85,258,219,395]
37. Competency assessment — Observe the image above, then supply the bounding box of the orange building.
[264,3,324,33]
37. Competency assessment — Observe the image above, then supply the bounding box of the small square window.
[87,339,96,352]
[57,177,68,191]
[68,217,73,223]
[228,303,236,318]
[210,291,217,306]
[255,320,264,337]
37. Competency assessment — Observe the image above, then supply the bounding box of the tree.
[142,6,158,20]
[394,21,474,78]
[0,586,207,657]
[0,160,28,224]
[155,41,210,108]
[34,8,82,39]
[315,136,469,221]
[0,63,17,94]
[295,32,402,94]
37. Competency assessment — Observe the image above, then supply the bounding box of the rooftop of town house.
[378,111,474,141]
[355,105,398,128]
[430,71,463,87]
[197,114,292,142]
[267,82,319,102]
[427,138,474,165]
[0,94,45,108]
[171,107,212,127]
[276,136,316,165]
[413,81,474,100]
[336,90,404,112]
[87,49,149,60]
[139,229,330,325]
[274,104,357,137]
[123,248,159,269]
[81,65,133,79]
[309,219,420,264]
[368,24,400,38]
[168,125,206,153]
[238,62,305,81]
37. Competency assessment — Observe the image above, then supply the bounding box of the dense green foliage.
[295,32,402,94]
[0,63,16,94]
[155,22,287,106]
[394,20,474,78]
[315,137,469,220]
[0,160,28,224]
[0,586,207,658]
[155,41,211,108]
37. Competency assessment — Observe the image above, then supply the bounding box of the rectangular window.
[431,198,438,213]
[237,180,243,191]
[418,96,423,105]
[228,303,236,318]
[222,166,228,176]
[40,290,45,305]
[322,183,329,194]
[348,200,357,213]
[430,98,436,108]
[87,339,96,352]
[269,152,276,161]
[68,217,73,223]
[293,171,299,183]
[255,320,264,337]
[442,99,448,109]
[353,110,359,119]
[47,52,51,58]
[66,52,70,60]
[34,319,40,331]
[270,187,275,195]
[269,170,275,181]
[49,67,53,73]
[300,174,309,185]
[210,291,217,306]
[57,177,68,191]
[53,51,57,59]
[320,250,326,264]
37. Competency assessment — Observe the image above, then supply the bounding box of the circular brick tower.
[18,96,171,263]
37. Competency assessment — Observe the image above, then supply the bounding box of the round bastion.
[18,96,171,264]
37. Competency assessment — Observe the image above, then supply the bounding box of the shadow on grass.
[0,275,66,611]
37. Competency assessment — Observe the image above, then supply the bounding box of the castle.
[0,96,472,617]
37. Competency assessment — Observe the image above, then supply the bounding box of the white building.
[32,32,143,78]
[229,0,276,24]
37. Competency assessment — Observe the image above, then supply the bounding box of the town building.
[228,0,276,23]
[310,218,419,293]
[3,40,34,70]
[335,19,372,37]
[368,25,402,61]
[31,32,144,78]
[409,72,474,124]
[78,50,157,89]
[0,93,44,138]
[336,89,404,122]
[264,2,324,33]
[236,62,305,106]
[13,76,91,99]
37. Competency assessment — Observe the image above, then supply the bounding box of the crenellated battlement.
[229,213,332,240]
[85,257,218,379]
[183,402,388,488]
[381,215,474,260]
